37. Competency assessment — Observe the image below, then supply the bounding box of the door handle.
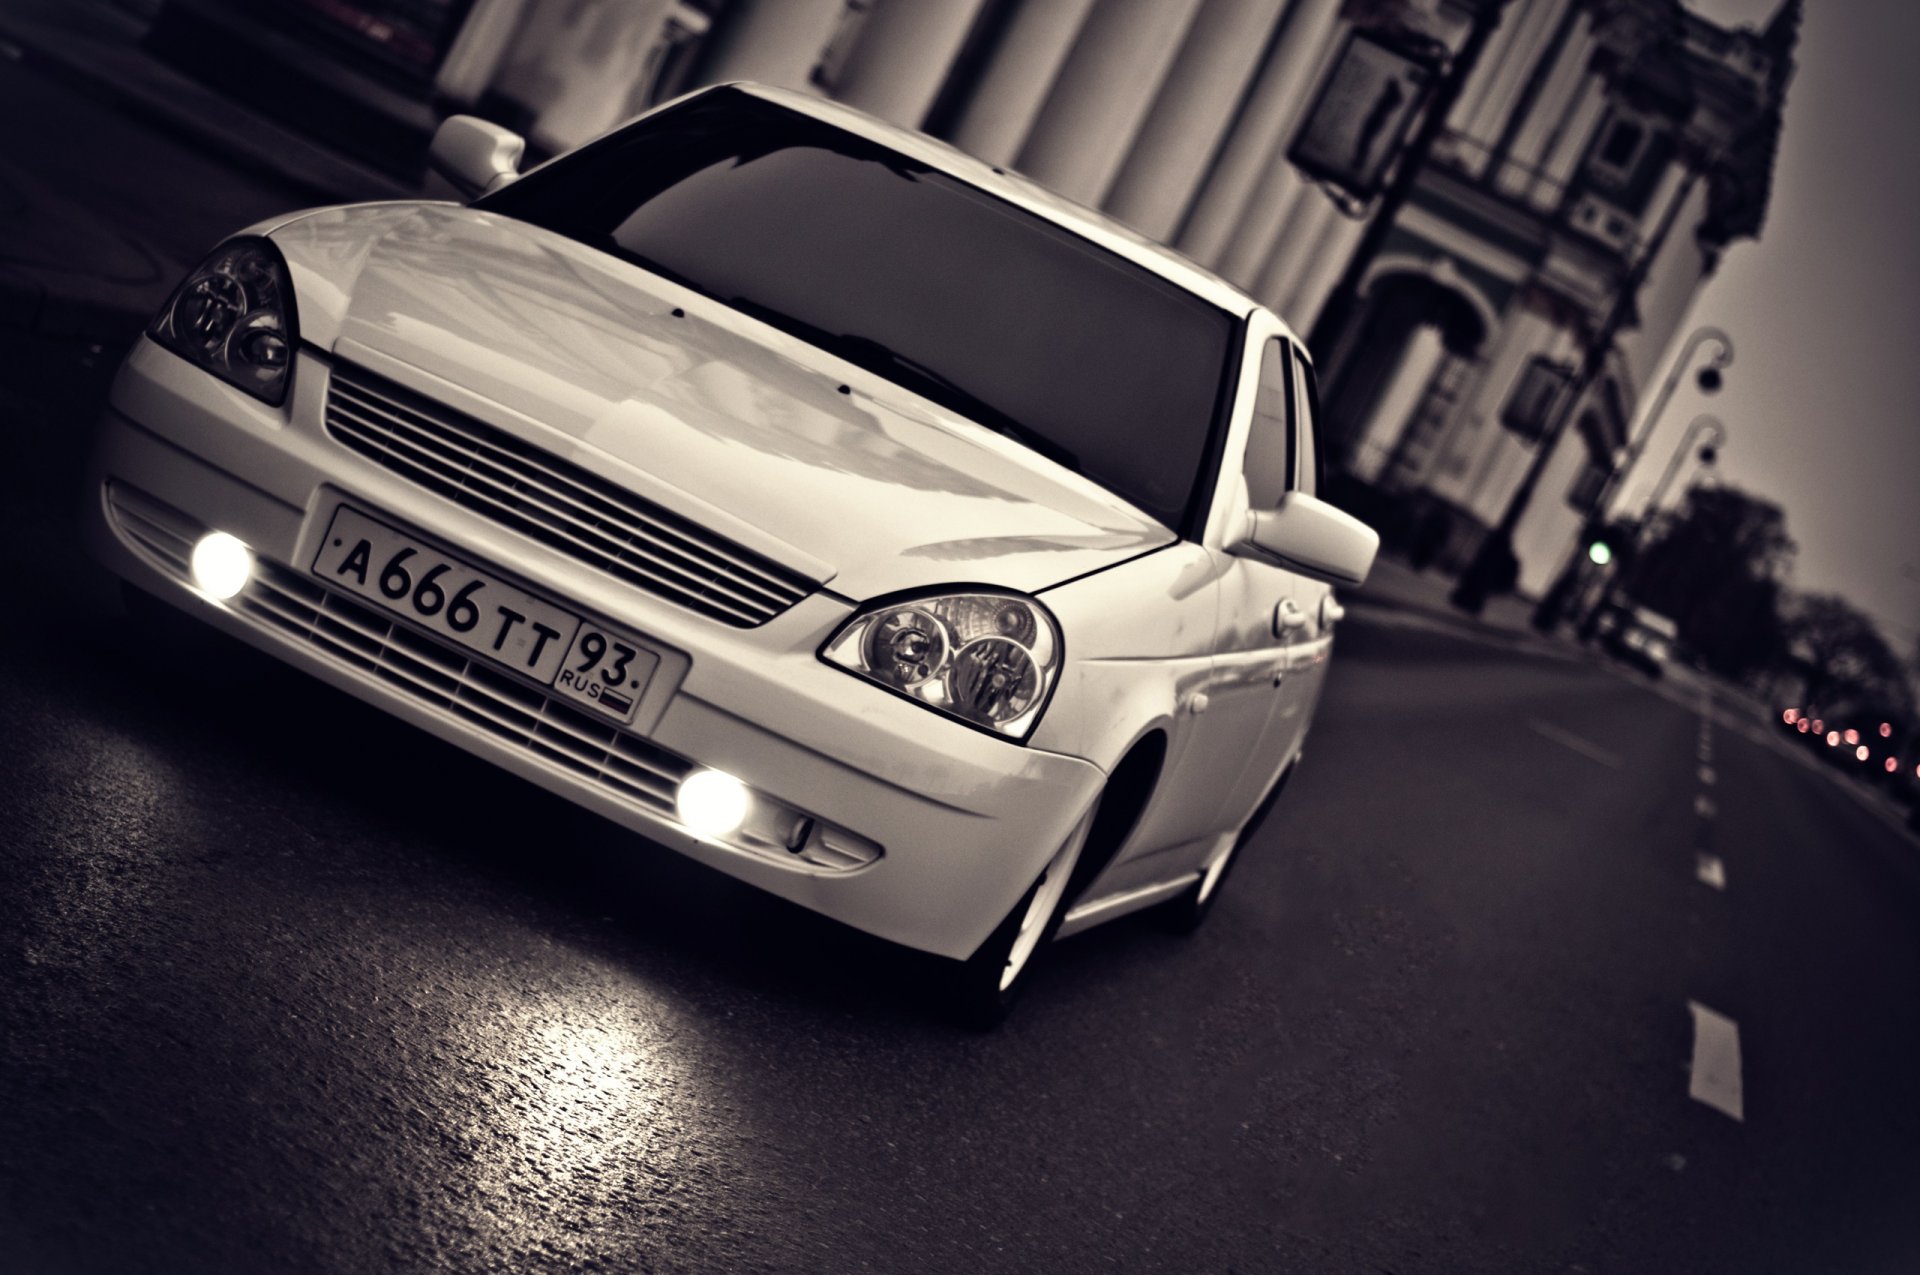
[1273,597,1307,636]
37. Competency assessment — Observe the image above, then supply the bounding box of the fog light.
[190,531,253,600]
[676,769,749,837]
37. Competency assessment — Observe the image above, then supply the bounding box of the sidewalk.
[1348,554,1546,639]
[0,0,411,343]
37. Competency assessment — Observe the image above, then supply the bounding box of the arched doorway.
[1319,268,1492,490]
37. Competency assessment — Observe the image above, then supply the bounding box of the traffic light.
[1584,519,1638,569]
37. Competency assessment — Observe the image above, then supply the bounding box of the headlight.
[821,592,1062,740]
[148,237,298,405]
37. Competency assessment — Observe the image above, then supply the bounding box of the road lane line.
[1686,1001,1744,1121]
[1698,765,1716,785]
[1694,794,1717,819]
[1695,854,1726,890]
[1527,719,1622,768]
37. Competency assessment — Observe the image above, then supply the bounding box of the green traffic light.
[1587,540,1613,566]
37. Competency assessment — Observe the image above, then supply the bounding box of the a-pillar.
[1174,0,1344,269]
[829,0,994,130]
[1101,0,1288,241]
[1012,0,1207,206]
[691,0,847,94]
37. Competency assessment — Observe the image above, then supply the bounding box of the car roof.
[729,83,1281,333]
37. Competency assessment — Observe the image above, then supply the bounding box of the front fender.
[1030,541,1220,772]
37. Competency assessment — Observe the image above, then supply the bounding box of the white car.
[84,83,1377,1023]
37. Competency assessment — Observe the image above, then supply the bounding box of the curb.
[1343,597,1581,662]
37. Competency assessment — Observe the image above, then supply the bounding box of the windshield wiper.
[727,297,1083,474]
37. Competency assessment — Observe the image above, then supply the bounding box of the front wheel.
[944,802,1097,1029]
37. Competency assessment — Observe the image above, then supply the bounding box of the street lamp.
[1528,327,1732,631]
[1642,414,1727,523]
[1602,328,1733,517]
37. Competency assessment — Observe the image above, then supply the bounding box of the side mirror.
[1236,492,1379,587]
[429,115,525,199]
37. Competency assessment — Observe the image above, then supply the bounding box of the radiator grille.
[323,363,815,627]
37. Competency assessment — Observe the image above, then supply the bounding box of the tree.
[1624,485,1795,683]
[1787,593,1915,722]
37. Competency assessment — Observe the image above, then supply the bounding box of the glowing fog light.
[190,531,253,600]
[675,769,750,837]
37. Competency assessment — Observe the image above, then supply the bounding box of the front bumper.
[82,340,1105,960]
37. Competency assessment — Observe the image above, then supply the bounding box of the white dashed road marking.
[1687,1001,1745,1121]
[1695,854,1726,891]
[1694,794,1717,819]
[1527,719,1622,768]
[1698,765,1716,786]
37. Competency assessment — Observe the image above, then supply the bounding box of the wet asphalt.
[4,331,1920,1273]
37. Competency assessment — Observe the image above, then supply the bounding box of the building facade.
[153,0,1795,594]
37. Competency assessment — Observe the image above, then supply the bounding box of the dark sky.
[1625,1,1920,658]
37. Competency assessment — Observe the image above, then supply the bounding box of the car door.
[1258,343,1337,769]
[1202,332,1314,831]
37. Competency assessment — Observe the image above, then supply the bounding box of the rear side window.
[1291,350,1323,498]
[1243,338,1292,510]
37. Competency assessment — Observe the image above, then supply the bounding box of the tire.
[944,799,1098,1029]
[1160,758,1297,935]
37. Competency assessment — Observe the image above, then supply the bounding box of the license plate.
[311,506,658,724]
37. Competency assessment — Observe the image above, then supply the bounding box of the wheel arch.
[1067,728,1167,901]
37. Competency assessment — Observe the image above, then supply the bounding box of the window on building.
[1581,107,1673,215]
[1501,356,1572,442]
[1567,457,1607,514]
[1598,120,1644,171]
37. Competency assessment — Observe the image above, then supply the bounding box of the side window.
[1291,348,1322,498]
[1243,338,1292,509]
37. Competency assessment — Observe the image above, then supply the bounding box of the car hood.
[270,203,1175,602]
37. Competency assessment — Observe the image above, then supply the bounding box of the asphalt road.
[2,327,1918,1273]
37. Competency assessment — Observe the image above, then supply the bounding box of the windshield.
[479,88,1239,532]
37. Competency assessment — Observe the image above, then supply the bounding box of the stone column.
[1174,0,1343,268]
[435,0,532,105]
[1501,10,1593,179]
[1288,211,1367,333]
[947,0,1101,166]
[1012,0,1207,206]
[1100,0,1288,241]
[489,0,674,154]
[1257,183,1336,319]
[829,0,993,130]
[1459,0,1564,158]
[691,0,848,94]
